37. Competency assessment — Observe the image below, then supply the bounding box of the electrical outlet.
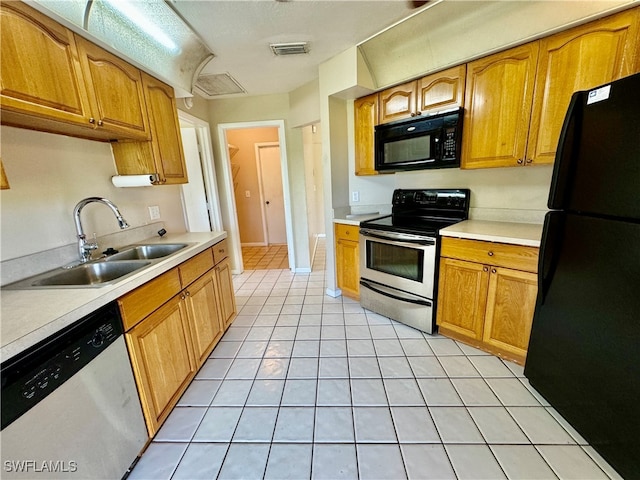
[148,205,161,220]
[352,191,360,202]
[245,190,251,198]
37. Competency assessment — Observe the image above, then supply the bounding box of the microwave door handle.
[360,280,432,306]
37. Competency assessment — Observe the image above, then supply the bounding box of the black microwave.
[374,107,463,172]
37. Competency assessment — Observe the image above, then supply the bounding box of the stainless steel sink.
[3,242,193,290]
[104,243,188,261]
[5,261,151,289]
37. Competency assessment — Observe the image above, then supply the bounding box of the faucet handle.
[83,233,99,252]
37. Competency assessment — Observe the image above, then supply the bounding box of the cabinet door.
[75,36,150,140]
[215,258,237,329]
[417,65,466,114]
[483,267,537,363]
[185,271,224,365]
[527,8,640,165]
[436,258,489,341]
[379,80,417,123]
[141,72,188,184]
[0,2,93,128]
[125,295,195,436]
[354,94,378,176]
[462,43,539,169]
[335,237,360,299]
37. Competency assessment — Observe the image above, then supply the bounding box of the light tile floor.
[129,241,620,480]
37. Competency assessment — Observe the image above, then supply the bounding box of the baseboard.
[294,267,312,273]
[241,242,267,247]
[325,287,342,298]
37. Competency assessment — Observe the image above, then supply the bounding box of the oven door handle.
[359,229,435,246]
[360,280,432,307]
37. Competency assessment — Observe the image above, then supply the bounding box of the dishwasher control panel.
[1,302,123,430]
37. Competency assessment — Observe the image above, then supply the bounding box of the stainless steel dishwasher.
[1,302,148,479]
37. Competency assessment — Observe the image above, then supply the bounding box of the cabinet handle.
[517,158,524,165]
[180,294,185,300]
[525,158,533,164]
[487,251,494,257]
[185,291,190,297]
[219,249,225,253]
[483,266,489,272]
[416,111,421,116]
[491,268,497,274]
[97,119,103,127]
[89,118,95,124]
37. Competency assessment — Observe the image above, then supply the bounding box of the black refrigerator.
[525,72,640,479]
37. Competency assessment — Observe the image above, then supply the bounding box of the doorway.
[218,121,295,272]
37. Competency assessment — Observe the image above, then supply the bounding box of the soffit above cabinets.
[29,0,214,98]
[359,0,639,90]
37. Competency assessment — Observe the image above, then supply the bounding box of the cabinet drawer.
[441,237,539,273]
[212,239,229,264]
[118,269,182,331]
[335,223,360,241]
[179,249,214,287]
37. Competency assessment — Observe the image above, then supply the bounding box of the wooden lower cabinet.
[125,296,195,436]
[436,237,539,365]
[215,258,237,329]
[335,224,360,299]
[120,240,236,436]
[185,271,224,366]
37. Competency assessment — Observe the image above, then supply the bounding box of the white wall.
[0,126,186,261]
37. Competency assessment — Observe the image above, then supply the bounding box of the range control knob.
[91,332,105,348]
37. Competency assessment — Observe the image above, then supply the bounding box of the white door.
[180,127,212,232]
[257,145,287,244]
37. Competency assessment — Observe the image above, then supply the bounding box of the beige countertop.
[440,220,543,247]
[333,213,386,226]
[0,231,226,361]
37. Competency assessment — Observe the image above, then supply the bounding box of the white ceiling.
[169,0,422,98]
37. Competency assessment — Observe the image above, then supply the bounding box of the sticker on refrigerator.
[587,84,611,105]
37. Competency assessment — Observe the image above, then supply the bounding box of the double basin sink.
[5,243,190,289]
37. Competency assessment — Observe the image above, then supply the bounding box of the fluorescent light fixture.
[103,0,180,53]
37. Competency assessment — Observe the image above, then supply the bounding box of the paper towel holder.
[111,173,160,187]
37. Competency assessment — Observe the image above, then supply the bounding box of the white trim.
[177,110,223,231]
[295,267,312,274]
[217,120,296,273]
[325,287,342,298]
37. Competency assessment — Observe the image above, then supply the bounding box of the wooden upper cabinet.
[354,93,378,176]
[379,81,417,123]
[527,8,640,165]
[462,42,539,169]
[142,73,188,183]
[75,37,150,140]
[417,65,466,114]
[112,73,188,184]
[0,2,93,130]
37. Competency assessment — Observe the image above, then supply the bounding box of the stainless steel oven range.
[359,188,470,334]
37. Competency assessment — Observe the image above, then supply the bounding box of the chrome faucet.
[73,197,129,263]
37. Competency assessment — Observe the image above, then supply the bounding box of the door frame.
[217,120,296,272]
[255,141,285,246]
[177,110,223,231]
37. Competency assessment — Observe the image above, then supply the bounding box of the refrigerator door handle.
[548,92,583,210]
[538,211,564,304]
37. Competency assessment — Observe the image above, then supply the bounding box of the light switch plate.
[148,205,161,220]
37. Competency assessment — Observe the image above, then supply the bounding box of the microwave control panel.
[442,127,457,160]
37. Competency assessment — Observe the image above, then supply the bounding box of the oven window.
[383,135,431,165]
[366,240,424,282]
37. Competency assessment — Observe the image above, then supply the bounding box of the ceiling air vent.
[270,42,309,56]
[193,73,246,98]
